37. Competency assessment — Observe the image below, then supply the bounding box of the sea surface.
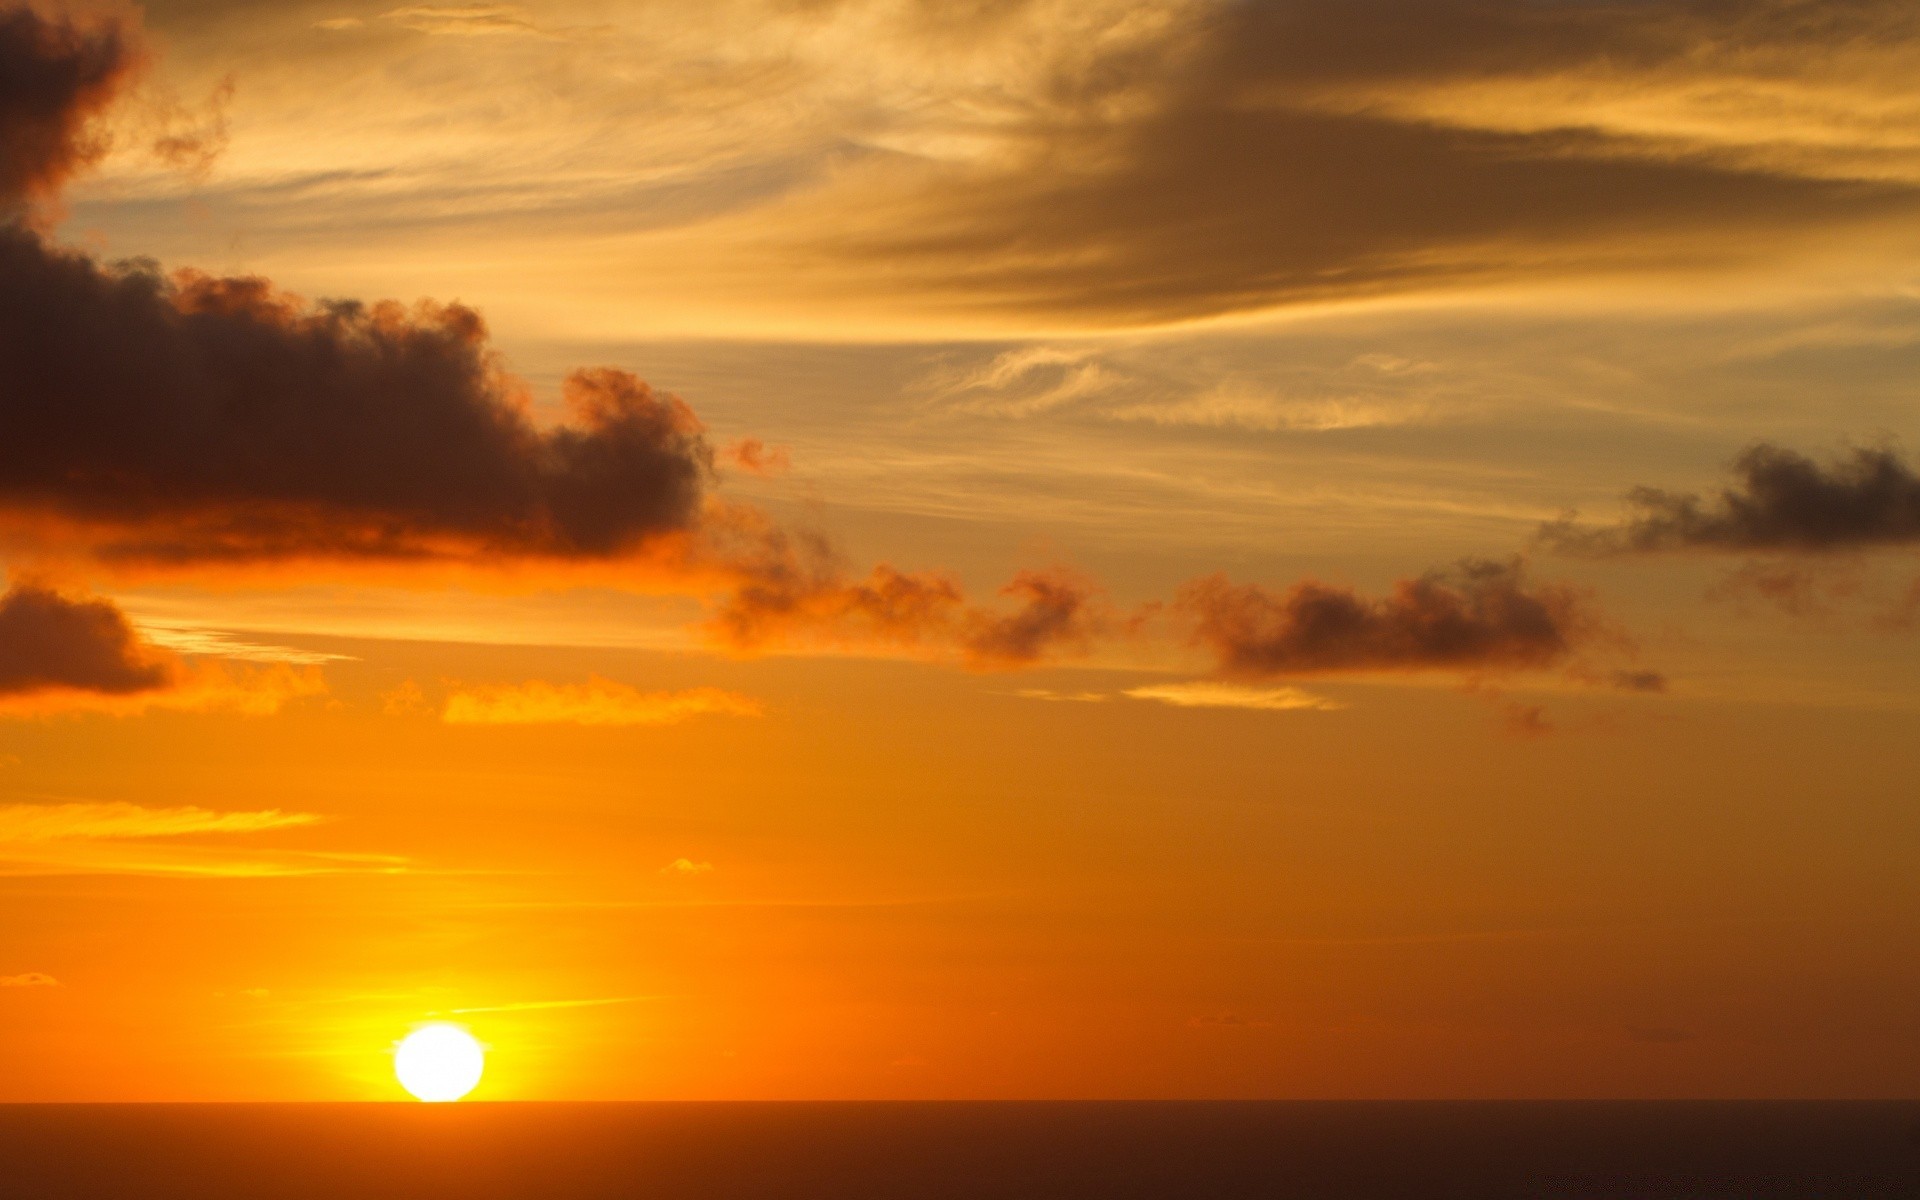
[2,1101,1917,1199]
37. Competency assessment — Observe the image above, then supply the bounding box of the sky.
[2,0,1919,1101]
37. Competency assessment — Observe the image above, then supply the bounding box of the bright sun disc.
[394,1023,485,1102]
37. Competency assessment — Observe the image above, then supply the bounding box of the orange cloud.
[710,557,1109,669]
[0,801,320,843]
[723,439,791,477]
[440,678,762,726]
[0,972,57,988]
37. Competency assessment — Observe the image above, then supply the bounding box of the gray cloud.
[1543,444,1920,554]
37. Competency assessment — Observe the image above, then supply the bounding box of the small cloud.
[0,802,321,843]
[381,679,431,716]
[1500,702,1554,739]
[240,987,271,1000]
[724,439,791,477]
[660,858,714,877]
[441,679,762,727]
[1015,688,1109,703]
[0,973,59,988]
[1610,670,1669,693]
[313,17,366,31]
[381,5,543,37]
[1124,682,1343,712]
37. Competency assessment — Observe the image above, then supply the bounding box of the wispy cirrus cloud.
[1124,682,1345,712]
[0,801,320,843]
[0,800,386,878]
[440,678,762,726]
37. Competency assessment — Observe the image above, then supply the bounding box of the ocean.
[2,1102,1917,1198]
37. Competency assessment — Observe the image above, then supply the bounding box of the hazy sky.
[3,0,1919,1100]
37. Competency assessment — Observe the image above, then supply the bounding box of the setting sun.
[393,1024,485,1103]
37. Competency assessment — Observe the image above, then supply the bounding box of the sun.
[393,1023,485,1102]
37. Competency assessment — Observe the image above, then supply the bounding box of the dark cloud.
[708,541,1104,668]
[0,581,174,697]
[1177,559,1592,677]
[0,7,132,209]
[1543,444,1920,554]
[0,6,712,567]
[0,233,713,564]
[819,0,1920,323]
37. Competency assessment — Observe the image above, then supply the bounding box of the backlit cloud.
[0,580,174,698]
[1178,559,1595,679]
[1543,444,1920,554]
[709,561,1109,668]
[0,580,327,718]
[0,6,130,210]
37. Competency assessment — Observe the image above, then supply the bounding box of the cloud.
[1543,444,1920,554]
[0,237,714,566]
[0,7,132,211]
[723,439,790,477]
[440,678,762,726]
[0,9,718,569]
[710,553,1109,668]
[660,858,714,877]
[1177,559,1595,678]
[766,0,1920,325]
[0,579,328,717]
[0,972,57,988]
[0,580,174,698]
[381,6,545,38]
[1123,682,1344,712]
[0,800,398,878]
[0,801,320,842]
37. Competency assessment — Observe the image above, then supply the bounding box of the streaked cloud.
[440,678,762,726]
[0,800,377,878]
[0,801,321,842]
[132,621,355,666]
[0,972,58,988]
[380,6,545,38]
[1124,682,1344,712]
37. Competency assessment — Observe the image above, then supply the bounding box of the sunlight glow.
[393,1023,485,1102]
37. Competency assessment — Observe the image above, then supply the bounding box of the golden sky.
[3,0,1920,1100]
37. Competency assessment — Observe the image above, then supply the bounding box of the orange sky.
[2,0,1920,1101]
